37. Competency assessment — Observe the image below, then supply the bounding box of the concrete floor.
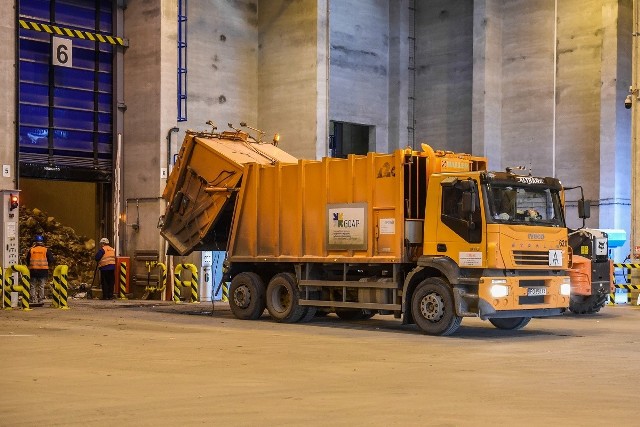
[1,300,638,426]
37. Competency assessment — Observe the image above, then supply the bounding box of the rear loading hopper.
[160,130,297,255]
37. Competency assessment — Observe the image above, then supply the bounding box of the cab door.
[434,177,485,268]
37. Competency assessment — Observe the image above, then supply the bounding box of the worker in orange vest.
[95,237,116,300]
[25,234,55,306]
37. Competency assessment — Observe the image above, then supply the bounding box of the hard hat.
[99,237,109,244]
[34,235,43,243]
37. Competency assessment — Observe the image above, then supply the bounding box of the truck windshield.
[485,183,564,227]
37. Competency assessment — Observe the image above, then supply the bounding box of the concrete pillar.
[500,0,555,176]
[0,5,16,190]
[179,0,258,134]
[122,0,177,259]
[415,0,473,153]
[259,0,328,160]
[631,0,640,261]
[472,0,502,170]
[388,0,410,152]
[328,0,390,154]
[599,0,632,261]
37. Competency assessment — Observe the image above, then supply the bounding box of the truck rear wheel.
[266,273,306,323]
[411,278,462,336]
[489,317,531,330]
[569,294,608,314]
[229,272,266,320]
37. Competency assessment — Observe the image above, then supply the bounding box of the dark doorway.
[329,121,371,158]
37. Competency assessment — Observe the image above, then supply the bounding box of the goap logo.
[333,212,360,228]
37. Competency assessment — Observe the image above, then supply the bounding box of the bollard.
[53,265,70,310]
[116,257,130,300]
[173,263,199,303]
[189,264,199,303]
[222,282,229,302]
[51,269,61,308]
[118,259,129,299]
[4,265,31,311]
[1,267,6,309]
[173,264,183,303]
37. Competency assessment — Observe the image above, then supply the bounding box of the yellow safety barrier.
[609,263,640,304]
[222,282,229,302]
[118,260,128,300]
[173,263,199,303]
[3,265,31,311]
[144,262,167,294]
[52,265,70,310]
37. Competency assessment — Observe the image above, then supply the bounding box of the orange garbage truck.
[160,124,572,335]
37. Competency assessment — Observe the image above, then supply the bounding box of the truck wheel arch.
[403,257,460,325]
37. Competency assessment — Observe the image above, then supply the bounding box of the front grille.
[513,251,548,266]
[519,295,545,305]
[520,279,545,288]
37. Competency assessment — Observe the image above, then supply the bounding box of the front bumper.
[476,275,570,316]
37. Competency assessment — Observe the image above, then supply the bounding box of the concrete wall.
[472,0,502,170]
[500,0,556,177]
[122,0,177,260]
[0,7,16,190]
[387,1,410,151]
[599,0,632,259]
[415,0,474,154]
[180,0,258,137]
[259,0,326,160]
[469,0,632,258]
[328,0,390,153]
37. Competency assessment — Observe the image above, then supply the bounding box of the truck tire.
[229,272,266,320]
[266,273,306,323]
[569,294,608,314]
[299,306,317,323]
[488,317,531,330]
[411,278,462,336]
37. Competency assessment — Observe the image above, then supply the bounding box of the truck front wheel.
[266,273,306,323]
[229,272,266,320]
[489,317,531,330]
[411,278,462,336]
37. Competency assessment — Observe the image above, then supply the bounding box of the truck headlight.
[560,278,571,296]
[490,280,509,298]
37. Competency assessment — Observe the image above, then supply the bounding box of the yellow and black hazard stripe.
[614,284,640,290]
[614,263,640,269]
[19,19,128,47]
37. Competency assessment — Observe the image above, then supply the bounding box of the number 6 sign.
[52,37,73,67]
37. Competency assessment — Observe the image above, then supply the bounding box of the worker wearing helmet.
[95,237,116,300]
[25,234,55,306]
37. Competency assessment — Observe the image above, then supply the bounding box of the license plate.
[527,287,547,296]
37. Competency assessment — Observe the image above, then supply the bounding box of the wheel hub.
[233,285,250,308]
[271,284,290,313]
[420,293,444,322]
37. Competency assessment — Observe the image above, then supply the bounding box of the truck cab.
[410,170,570,334]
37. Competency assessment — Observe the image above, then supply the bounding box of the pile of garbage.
[19,206,97,295]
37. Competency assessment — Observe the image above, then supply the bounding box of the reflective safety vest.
[98,245,116,268]
[29,246,49,270]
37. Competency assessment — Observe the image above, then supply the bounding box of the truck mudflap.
[477,299,565,320]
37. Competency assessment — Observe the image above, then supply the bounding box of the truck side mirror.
[578,199,591,219]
